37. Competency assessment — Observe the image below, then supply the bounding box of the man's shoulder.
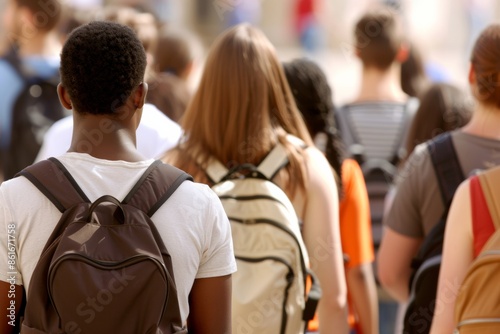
[0,174,44,210]
[167,178,218,207]
[341,99,414,110]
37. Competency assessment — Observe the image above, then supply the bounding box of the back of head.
[182,23,311,165]
[15,0,62,32]
[470,24,500,108]
[405,83,473,157]
[147,72,191,123]
[97,6,158,57]
[60,21,147,115]
[283,58,344,193]
[354,5,404,70]
[177,24,312,194]
[155,26,199,78]
[401,43,430,97]
[282,58,334,138]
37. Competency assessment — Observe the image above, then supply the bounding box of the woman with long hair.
[162,24,348,333]
[429,24,500,334]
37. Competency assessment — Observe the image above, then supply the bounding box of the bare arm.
[347,263,379,334]
[0,281,23,334]
[430,182,473,334]
[301,148,348,333]
[187,275,232,334]
[377,227,422,302]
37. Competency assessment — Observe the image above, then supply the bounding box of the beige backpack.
[454,166,500,333]
[204,140,321,334]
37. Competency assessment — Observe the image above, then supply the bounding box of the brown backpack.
[454,166,500,334]
[16,158,192,334]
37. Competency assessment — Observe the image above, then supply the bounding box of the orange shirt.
[308,159,374,332]
[340,159,374,270]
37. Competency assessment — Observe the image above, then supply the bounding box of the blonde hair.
[171,24,313,193]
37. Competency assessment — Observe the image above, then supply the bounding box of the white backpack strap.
[195,154,229,184]
[257,143,289,180]
[257,135,306,180]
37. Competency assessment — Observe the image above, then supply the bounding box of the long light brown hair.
[168,24,313,192]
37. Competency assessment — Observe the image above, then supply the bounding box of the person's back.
[0,21,236,334]
[162,24,349,334]
[379,24,500,334]
[335,6,418,334]
[0,0,64,179]
[336,5,417,250]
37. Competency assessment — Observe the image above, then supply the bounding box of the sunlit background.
[2,0,500,106]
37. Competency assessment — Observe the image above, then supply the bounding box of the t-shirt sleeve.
[0,187,22,285]
[383,144,429,238]
[339,159,374,269]
[196,189,237,279]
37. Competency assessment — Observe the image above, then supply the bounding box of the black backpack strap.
[16,157,90,212]
[122,160,193,217]
[427,132,465,207]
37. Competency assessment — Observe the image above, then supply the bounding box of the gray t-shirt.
[384,130,500,238]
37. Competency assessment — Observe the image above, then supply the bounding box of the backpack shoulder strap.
[122,160,193,217]
[203,145,289,184]
[427,132,465,207]
[478,168,500,229]
[16,157,90,212]
[470,174,497,257]
[257,135,306,180]
[257,143,289,180]
[204,158,229,184]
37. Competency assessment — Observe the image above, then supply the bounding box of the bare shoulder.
[302,145,336,188]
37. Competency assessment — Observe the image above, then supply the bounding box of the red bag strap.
[470,175,496,257]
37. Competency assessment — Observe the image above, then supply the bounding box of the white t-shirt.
[35,103,182,162]
[0,153,236,323]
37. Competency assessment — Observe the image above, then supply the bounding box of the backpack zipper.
[219,194,288,207]
[230,217,308,287]
[237,256,295,334]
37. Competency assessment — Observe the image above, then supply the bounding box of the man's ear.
[133,83,148,110]
[396,43,409,63]
[57,83,72,110]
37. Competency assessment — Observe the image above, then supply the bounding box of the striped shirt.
[337,100,417,163]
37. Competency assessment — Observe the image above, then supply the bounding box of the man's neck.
[355,65,407,103]
[18,31,61,58]
[69,114,145,162]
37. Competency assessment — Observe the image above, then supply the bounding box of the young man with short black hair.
[0,21,236,334]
